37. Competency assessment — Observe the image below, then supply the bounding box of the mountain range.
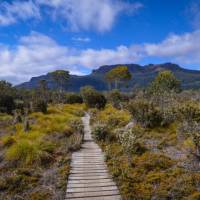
[18,63,200,91]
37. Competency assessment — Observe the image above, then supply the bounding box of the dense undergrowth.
[0,104,84,200]
[90,104,200,200]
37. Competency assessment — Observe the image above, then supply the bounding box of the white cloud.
[1,29,200,85]
[72,37,91,42]
[37,0,143,32]
[144,30,200,64]
[0,32,141,84]
[0,0,143,32]
[0,0,40,25]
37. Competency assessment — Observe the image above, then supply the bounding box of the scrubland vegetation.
[1,68,200,199]
[0,103,84,199]
[89,70,200,200]
[0,76,85,199]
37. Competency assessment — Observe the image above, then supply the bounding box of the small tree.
[38,79,48,101]
[149,70,181,110]
[49,70,70,102]
[105,66,132,90]
[149,70,181,94]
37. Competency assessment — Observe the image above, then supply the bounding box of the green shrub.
[80,86,106,109]
[161,107,176,126]
[0,95,15,114]
[92,123,109,141]
[69,118,84,134]
[67,133,83,151]
[107,89,129,109]
[128,100,162,128]
[118,126,144,154]
[65,93,83,104]
[33,99,48,114]
[179,101,200,122]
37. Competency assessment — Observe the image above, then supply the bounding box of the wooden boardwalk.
[65,113,121,200]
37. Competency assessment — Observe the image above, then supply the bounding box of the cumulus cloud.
[0,32,141,84]
[144,30,200,64]
[0,0,40,25]
[37,0,143,32]
[1,29,200,85]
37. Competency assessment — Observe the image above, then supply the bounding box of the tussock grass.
[2,103,84,166]
[92,104,131,128]
[0,113,12,121]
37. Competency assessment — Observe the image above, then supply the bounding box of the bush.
[107,89,129,109]
[67,133,83,151]
[33,99,48,114]
[0,95,15,114]
[161,107,177,126]
[179,101,200,122]
[65,93,83,104]
[80,86,106,109]
[92,123,109,141]
[128,100,162,128]
[69,119,84,134]
[118,126,144,154]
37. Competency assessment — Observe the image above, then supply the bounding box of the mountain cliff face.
[17,63,200,91]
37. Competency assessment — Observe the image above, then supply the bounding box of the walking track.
[65,113,121,200]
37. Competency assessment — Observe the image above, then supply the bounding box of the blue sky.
[0,0,200,84]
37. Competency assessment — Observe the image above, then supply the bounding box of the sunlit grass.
[2,103,84,166]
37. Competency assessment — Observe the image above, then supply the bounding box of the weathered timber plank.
[65,195,121,200]
[66,190,119,198]
[67,181,117,188]
[67,185,118,193]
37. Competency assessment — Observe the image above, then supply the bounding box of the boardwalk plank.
[65,113,121,200]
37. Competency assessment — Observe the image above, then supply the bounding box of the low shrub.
[69,119,84,134]
[64,93,83,104]
[118,126,145,158]
[128,100,162,128]
[92,123,109,141]
[81,86,106,109]
[179,101,200,122]
[33,99,48,114]
[0,95,15,114]
[107,89,129,109]
[67,133,83,151]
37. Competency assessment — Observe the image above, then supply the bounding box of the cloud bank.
[1,30,200,84]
